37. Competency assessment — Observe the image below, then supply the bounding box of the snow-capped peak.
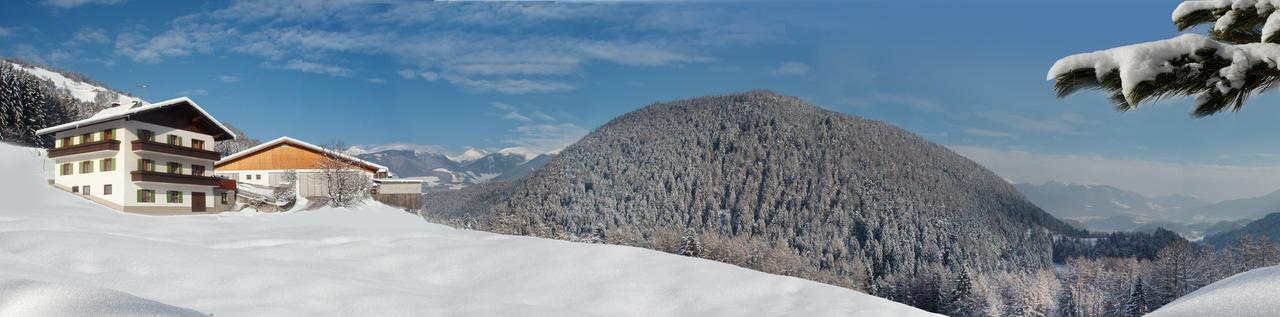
[449,148,489,163]
[497,147,539,161]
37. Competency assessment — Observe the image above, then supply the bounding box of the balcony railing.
[131,140,221,160]
[131,170,222,186]
[47,140,121,158]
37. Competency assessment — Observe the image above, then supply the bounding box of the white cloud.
[398,69,416,79]
[279,60,353,77]
[445,75,574,94]
[216,75,240,82]
[0,27,11,38]
[39,0,125,9]
[68,27,110,45]
[503,111,533,122]
[950,145,1280,202]
[111,1,771,92]
[774,61,810,76]
[963,128,1014,138]
[505,123,589,154]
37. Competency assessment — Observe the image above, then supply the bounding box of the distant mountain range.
[1014,181,1209,222]
[1012,181,1280,239]
[356,148,554,192]
[1205,212,1280,248]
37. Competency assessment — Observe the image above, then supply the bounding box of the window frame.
[167,190,183,203]
[100,158,116,172]
[79,160,93,173]
[104,184,113,195]
[137,189,155,203]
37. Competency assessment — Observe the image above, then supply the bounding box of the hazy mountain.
[1204,213,1280,248]
[1184,190,1280,222]
[425,90,1083,290]
[358,148,555,192]
[1014,181,1208,222]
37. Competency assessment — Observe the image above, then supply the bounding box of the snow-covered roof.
[35,97,237,141]
[217,137,389,173]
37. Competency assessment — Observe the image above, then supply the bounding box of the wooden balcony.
[131,170,222,186]
[131,140,221,160]
[47,140,120,158]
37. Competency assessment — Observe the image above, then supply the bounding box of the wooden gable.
[131,102,234,140]
[215,142,378,173]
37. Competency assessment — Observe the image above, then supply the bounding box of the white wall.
[53,119,219,211]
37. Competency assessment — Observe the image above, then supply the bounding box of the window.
[82,186,90,195]
[72,186,79,193]
[220,192,229,204]
[255,174,262,180]
[167,191,183,203]
[81,132,92,144]
[58,137,71,148]
[192,139,205,150]
[167,135,183,146]
[192,165,205,176]
[102,129,115,140]
[100,158,116,172]
[60,163,73,175]
[245,174,251,180]
[167,162,183,174]
[80,160,93,173]
[138,189,155,203]
[104,184,112,195]
[138,129,155,142]
[138,159,155,172]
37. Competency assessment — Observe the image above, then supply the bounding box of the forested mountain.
[359,149,554,192]
[0,57,258,152]
[1205,213,1280,248]
[424,90,1085,297]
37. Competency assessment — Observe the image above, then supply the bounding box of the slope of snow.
[0,143,935,317]
[448,148,489,163]
[0,280,206,317]
[1149,265,1280,317]
[7,61,142,106]
[497,147,538,161]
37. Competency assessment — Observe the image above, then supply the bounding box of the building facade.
[37,97,237,215]
[214,137,393,198]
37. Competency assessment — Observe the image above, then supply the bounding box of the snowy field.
[0,143,936,317]
[1148,265,1280,317]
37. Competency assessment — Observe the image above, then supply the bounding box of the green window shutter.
[138,159,143,171]
[136,190,143,203]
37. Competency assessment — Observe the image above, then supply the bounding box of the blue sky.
[6,0,1280,201]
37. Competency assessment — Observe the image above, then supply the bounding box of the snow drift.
[0,142,935,317]
[1148,265,1280,317]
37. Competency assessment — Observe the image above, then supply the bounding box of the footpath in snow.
[0,143,937,317]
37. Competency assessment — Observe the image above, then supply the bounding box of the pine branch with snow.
[1050,1,1280,116]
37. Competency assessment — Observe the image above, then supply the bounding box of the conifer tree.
[1124,277,1148,317]
[1049,1,1280,116]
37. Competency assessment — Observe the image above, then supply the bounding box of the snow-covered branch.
[1048,34,1280,116]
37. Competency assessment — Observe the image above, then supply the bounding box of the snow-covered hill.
[358,148,554,192]
[1148,265,1280,317]
[0,143,934,316]
[5,60,142,106]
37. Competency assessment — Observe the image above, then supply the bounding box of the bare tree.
[317,139,371,208]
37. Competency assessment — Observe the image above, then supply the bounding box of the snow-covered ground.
[1148,265,1280,317]
[0,143,936,317]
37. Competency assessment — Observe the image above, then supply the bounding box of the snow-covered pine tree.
[945,268,977,317]
[1123,277,1148,317]
[1056,285,1079,317]
[1049,1,1280,116]
[678,231,702,257]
